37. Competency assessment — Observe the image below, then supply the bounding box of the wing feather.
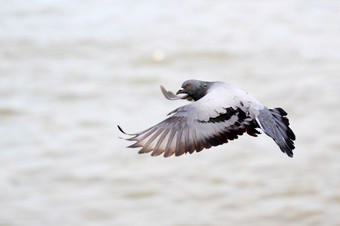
[122,105,259,157]
[174,125,185,156]
[129,127,158,147]
[151,128,170,156]
[138,128,164,154]
[192,124,204,152]
[163,127,177,157]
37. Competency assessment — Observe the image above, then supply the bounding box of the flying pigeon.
[118,80,296,157]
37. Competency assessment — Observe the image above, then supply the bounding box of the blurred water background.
[1,0,340,225]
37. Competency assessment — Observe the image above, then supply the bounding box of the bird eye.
[186,83,191,88]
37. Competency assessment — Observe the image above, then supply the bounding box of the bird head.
[177,80,211,101]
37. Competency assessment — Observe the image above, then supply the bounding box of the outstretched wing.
[256,107,296,157]
[120,83,261,157]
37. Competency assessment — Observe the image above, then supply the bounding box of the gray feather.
[256,107,295,157]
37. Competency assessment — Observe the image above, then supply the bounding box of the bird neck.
[190,82,211,101]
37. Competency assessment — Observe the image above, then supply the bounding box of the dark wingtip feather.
[287,152,294,158]
[117,125,136,136]
[277,139,294,158]
[258,107,296,158]
[117,125,126,134]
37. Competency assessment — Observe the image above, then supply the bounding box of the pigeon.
[118,80,296,157]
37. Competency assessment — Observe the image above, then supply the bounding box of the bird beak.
[176,89,184,95]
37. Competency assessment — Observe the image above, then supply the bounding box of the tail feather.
[256,107,296,157]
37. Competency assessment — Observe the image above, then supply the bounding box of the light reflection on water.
[1,0,340,225]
